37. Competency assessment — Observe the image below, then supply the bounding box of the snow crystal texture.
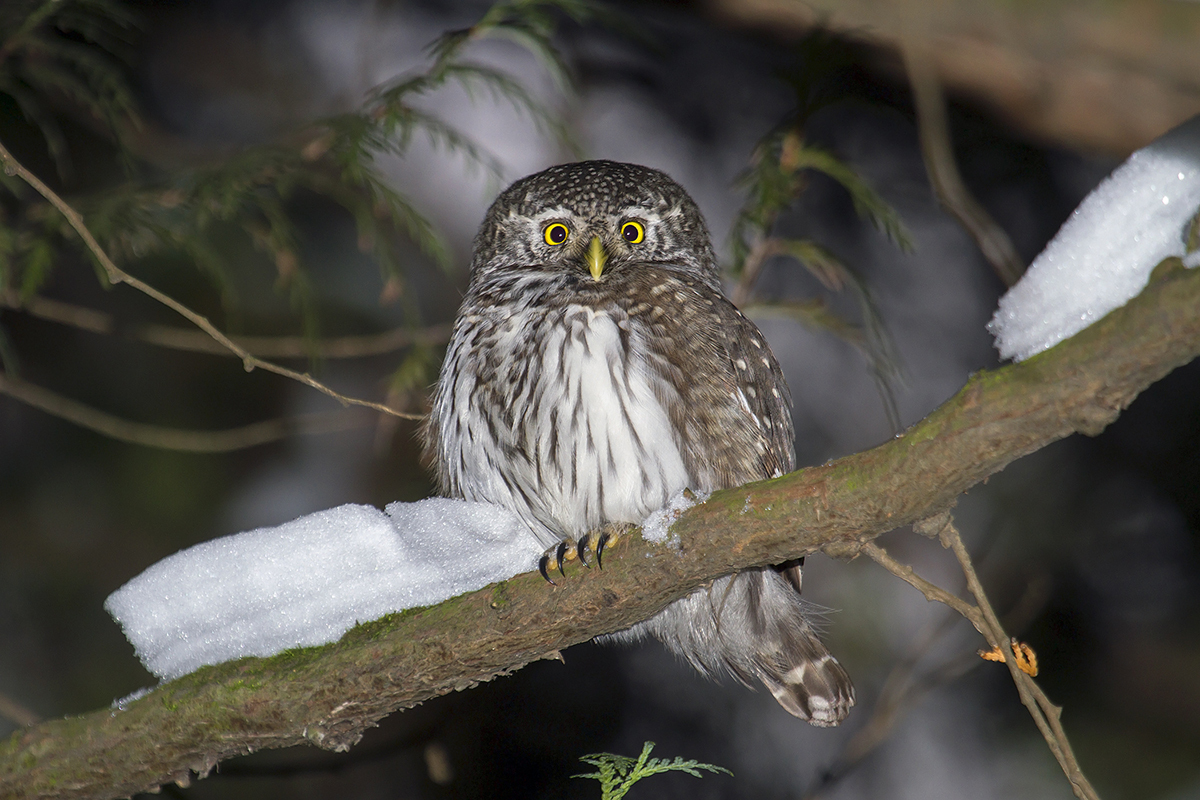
[640,489,710,545]
[989,114,1200,361]
[105,499,542,680]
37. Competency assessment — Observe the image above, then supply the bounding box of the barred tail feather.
[758,649,855,727]
[607,568,855,726]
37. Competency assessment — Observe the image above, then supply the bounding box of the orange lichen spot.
[979,639,1039,676]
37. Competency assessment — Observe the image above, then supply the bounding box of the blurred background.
[2,1,1199,798]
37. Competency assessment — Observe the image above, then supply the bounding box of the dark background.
[2,1,1199,798]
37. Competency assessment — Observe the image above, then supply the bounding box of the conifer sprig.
[729,35,913,432]
[0,0,586,446]
[0,0,139,178]
[574,741,731,800]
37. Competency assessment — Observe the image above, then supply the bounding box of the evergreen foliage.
[0,0,591,310]
[0,0,139,180]
[574,741,731,799]
[730,32,912,430]
[0,0,909,443]
[0,0,586,393]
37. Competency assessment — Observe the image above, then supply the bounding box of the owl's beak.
[585,236,608,280]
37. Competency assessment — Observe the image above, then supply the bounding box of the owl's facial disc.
[585,236,607,280]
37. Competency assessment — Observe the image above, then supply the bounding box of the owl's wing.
[636,271,796,490]
[716,296,797,478]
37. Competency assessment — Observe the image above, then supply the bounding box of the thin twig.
[901,38,1024,287]
[0,289,452,359]
[731,237,786,308]
[808,551,1053,800]
[938,518,1100,800]
[861,541,985,630]
[0,139,422,421]
[0,372,374,453]
[869,530,1102,798]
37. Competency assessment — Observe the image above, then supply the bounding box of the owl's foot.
[537,528,623,584]
[538,541,573,585]
[575,528,619,569]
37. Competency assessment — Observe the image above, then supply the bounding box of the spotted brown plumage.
[424,160,855,725]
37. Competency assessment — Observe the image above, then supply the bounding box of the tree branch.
[0,289,453,359]
[861,540,983,628]
[936,516,1099,800]
[0,139,423,422]
[901,38,1024,287]
[875,512,1100,799]
[809,545,1051,799]
[2,261,1198,798]
[710,0,1200,156]
[0,372,373,452]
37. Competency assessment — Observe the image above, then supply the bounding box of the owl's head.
[471,160,720,288]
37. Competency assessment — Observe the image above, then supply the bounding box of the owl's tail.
[610,567,856,726]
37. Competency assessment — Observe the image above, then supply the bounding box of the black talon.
[596,531,610,569]
[555,541,568,576]
[538,554,557,585]
[576,538,591,568]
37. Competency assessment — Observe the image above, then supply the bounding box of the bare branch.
[939,517,1101,800]
[0,139,423,421]
[0,290,452,359]
[901,38,1025,287]
[861,541,983,628]
[808,551,1051,799]
[866,516,1100,799]
[0,372,374,453]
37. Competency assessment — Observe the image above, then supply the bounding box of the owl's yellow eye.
[543,223,570,245]
[621,221,645,244]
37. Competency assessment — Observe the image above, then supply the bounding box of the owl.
[424,160,855,725]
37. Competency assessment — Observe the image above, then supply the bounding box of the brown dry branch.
[938,515,1099,800]
[0,139,422,422]
[1,247,1197,798]
[867,515,1099,800]
[901,38,1025,287]
[0,372,372,452]
[709,0,1200,156]
[0,290,453,359]
[808,549,1050,799]
[862,540,982,626]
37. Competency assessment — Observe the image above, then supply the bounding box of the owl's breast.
[535,305,691,532]
[433,298,691,546]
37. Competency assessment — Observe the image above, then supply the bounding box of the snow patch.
[111,687,151,712]
[105,499,541,680]
[641,489,710,546]
[989,114,1200,361]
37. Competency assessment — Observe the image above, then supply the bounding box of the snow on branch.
[2,260,1199,800]
[105,501,543,681]
[990,115,1200,360]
